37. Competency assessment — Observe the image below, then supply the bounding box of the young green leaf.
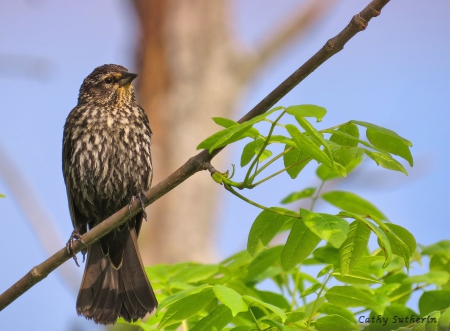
[213,117,239,128]
[245,246,284,281]
[329,123,359,147]
[366,128,413,166]
[283,145,311,179]
[157,288,215,330]
[352,120,412,146]
[285,124,333,168]
[156,285,212,314]
[318,303,357,323]
[365,149,409,175]
[301,283,322,297]
[438,308,450,331]
[197,125,254,151]
[300,209,349,248]
[281,219,321,270]
[419,290,450,316]
[403,271,450,286]
[339,220,371,276]
[315,315,359,331]
[190,304,233,331]
[322,191,387,220]
[242,295,287,321]
[325,286,380,308]
[286,104,327,122]
[316,148,363,181]
[281,187,316,204]
[261,319,285,331]
[241,139,262,167]
[333,269,382,285]
[247,208,298,256]
[317,264,334,278]
[385,224,416,257]
[339,212,392,268]
[295,116,334,162]
[213,285,248,316]
[169,264,218,283]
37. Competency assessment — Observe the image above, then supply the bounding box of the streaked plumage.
[62,64,157,324]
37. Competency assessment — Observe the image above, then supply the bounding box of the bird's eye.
[104,77,114,84]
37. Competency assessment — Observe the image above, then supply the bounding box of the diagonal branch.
[0,0,390,312]
[242,0,339,79]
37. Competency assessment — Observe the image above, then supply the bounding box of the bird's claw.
[66,227,86,267]
[129,191,148,221]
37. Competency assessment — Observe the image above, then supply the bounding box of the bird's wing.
[62,118,88,233]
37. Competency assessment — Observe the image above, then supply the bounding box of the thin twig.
[0,0,391,311]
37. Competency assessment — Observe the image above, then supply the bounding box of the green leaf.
[315,315,359,331]
[316,147,364,181]
[170,264,218,283]
[285,124,333,168]
[438,308,450,331]
[286,104,327,122]
[300,209,349,248]
[352,120,412,146]
[246,246,284,281]
[366,128,413,166]
[301,283,322,297]
[317,264,334,278]
[212,117,239,128]
[295,116,334,165]
[422,241,450,256]
[262,319,284,331]
[0,193,5,198]
[383,223,415,271]
[419,291,450,316]
[281,219,321,270]
[190,304,233,331]
[339,212,392,268]
[339,220,370,276]
[385,223,416,257]
[197,126,251,151]
[207,107,282,151]
[322,191,387,220]
[241,139,261,167]
[403,271,450,286]
[283,145,311,179]
[157,288,215,330]
[325,286,380,308]
[212,285,248,316]
[281,187,316,204]
[257,290,291,311]
[330,123,360,147]
[242,295,287,322]
[247,208,298,256]
[318,303,357,323]
[333,269,382,284]
[156,285,212,314]
[364,149,408,175]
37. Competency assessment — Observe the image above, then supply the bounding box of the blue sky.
[1,1,449,330]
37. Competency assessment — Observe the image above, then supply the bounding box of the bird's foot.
[66,227,86,267]
[129,191,148,221]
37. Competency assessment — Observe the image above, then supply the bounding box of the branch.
[0,0,390,311]
[244,0,339,77]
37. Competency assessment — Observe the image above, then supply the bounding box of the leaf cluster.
[119,105,450,330]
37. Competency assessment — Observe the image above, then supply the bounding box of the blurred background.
[1,0,449,330]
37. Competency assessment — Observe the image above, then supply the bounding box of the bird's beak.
[118,72,138,87]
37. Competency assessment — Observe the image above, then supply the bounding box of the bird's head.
[78,64,138,106]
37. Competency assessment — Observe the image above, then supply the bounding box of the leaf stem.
[249,156,310,188]
[305,271,332,331]
[251,147,293,180]
[244,111,286,185]
[224,184,298,217]
[249,306,262,331]
[310,180,325,211]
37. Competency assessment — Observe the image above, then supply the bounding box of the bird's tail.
[76,229,157,325]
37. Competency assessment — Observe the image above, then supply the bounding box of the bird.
[62,64,157,324]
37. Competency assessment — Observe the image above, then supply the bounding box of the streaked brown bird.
[62,64,157,324]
